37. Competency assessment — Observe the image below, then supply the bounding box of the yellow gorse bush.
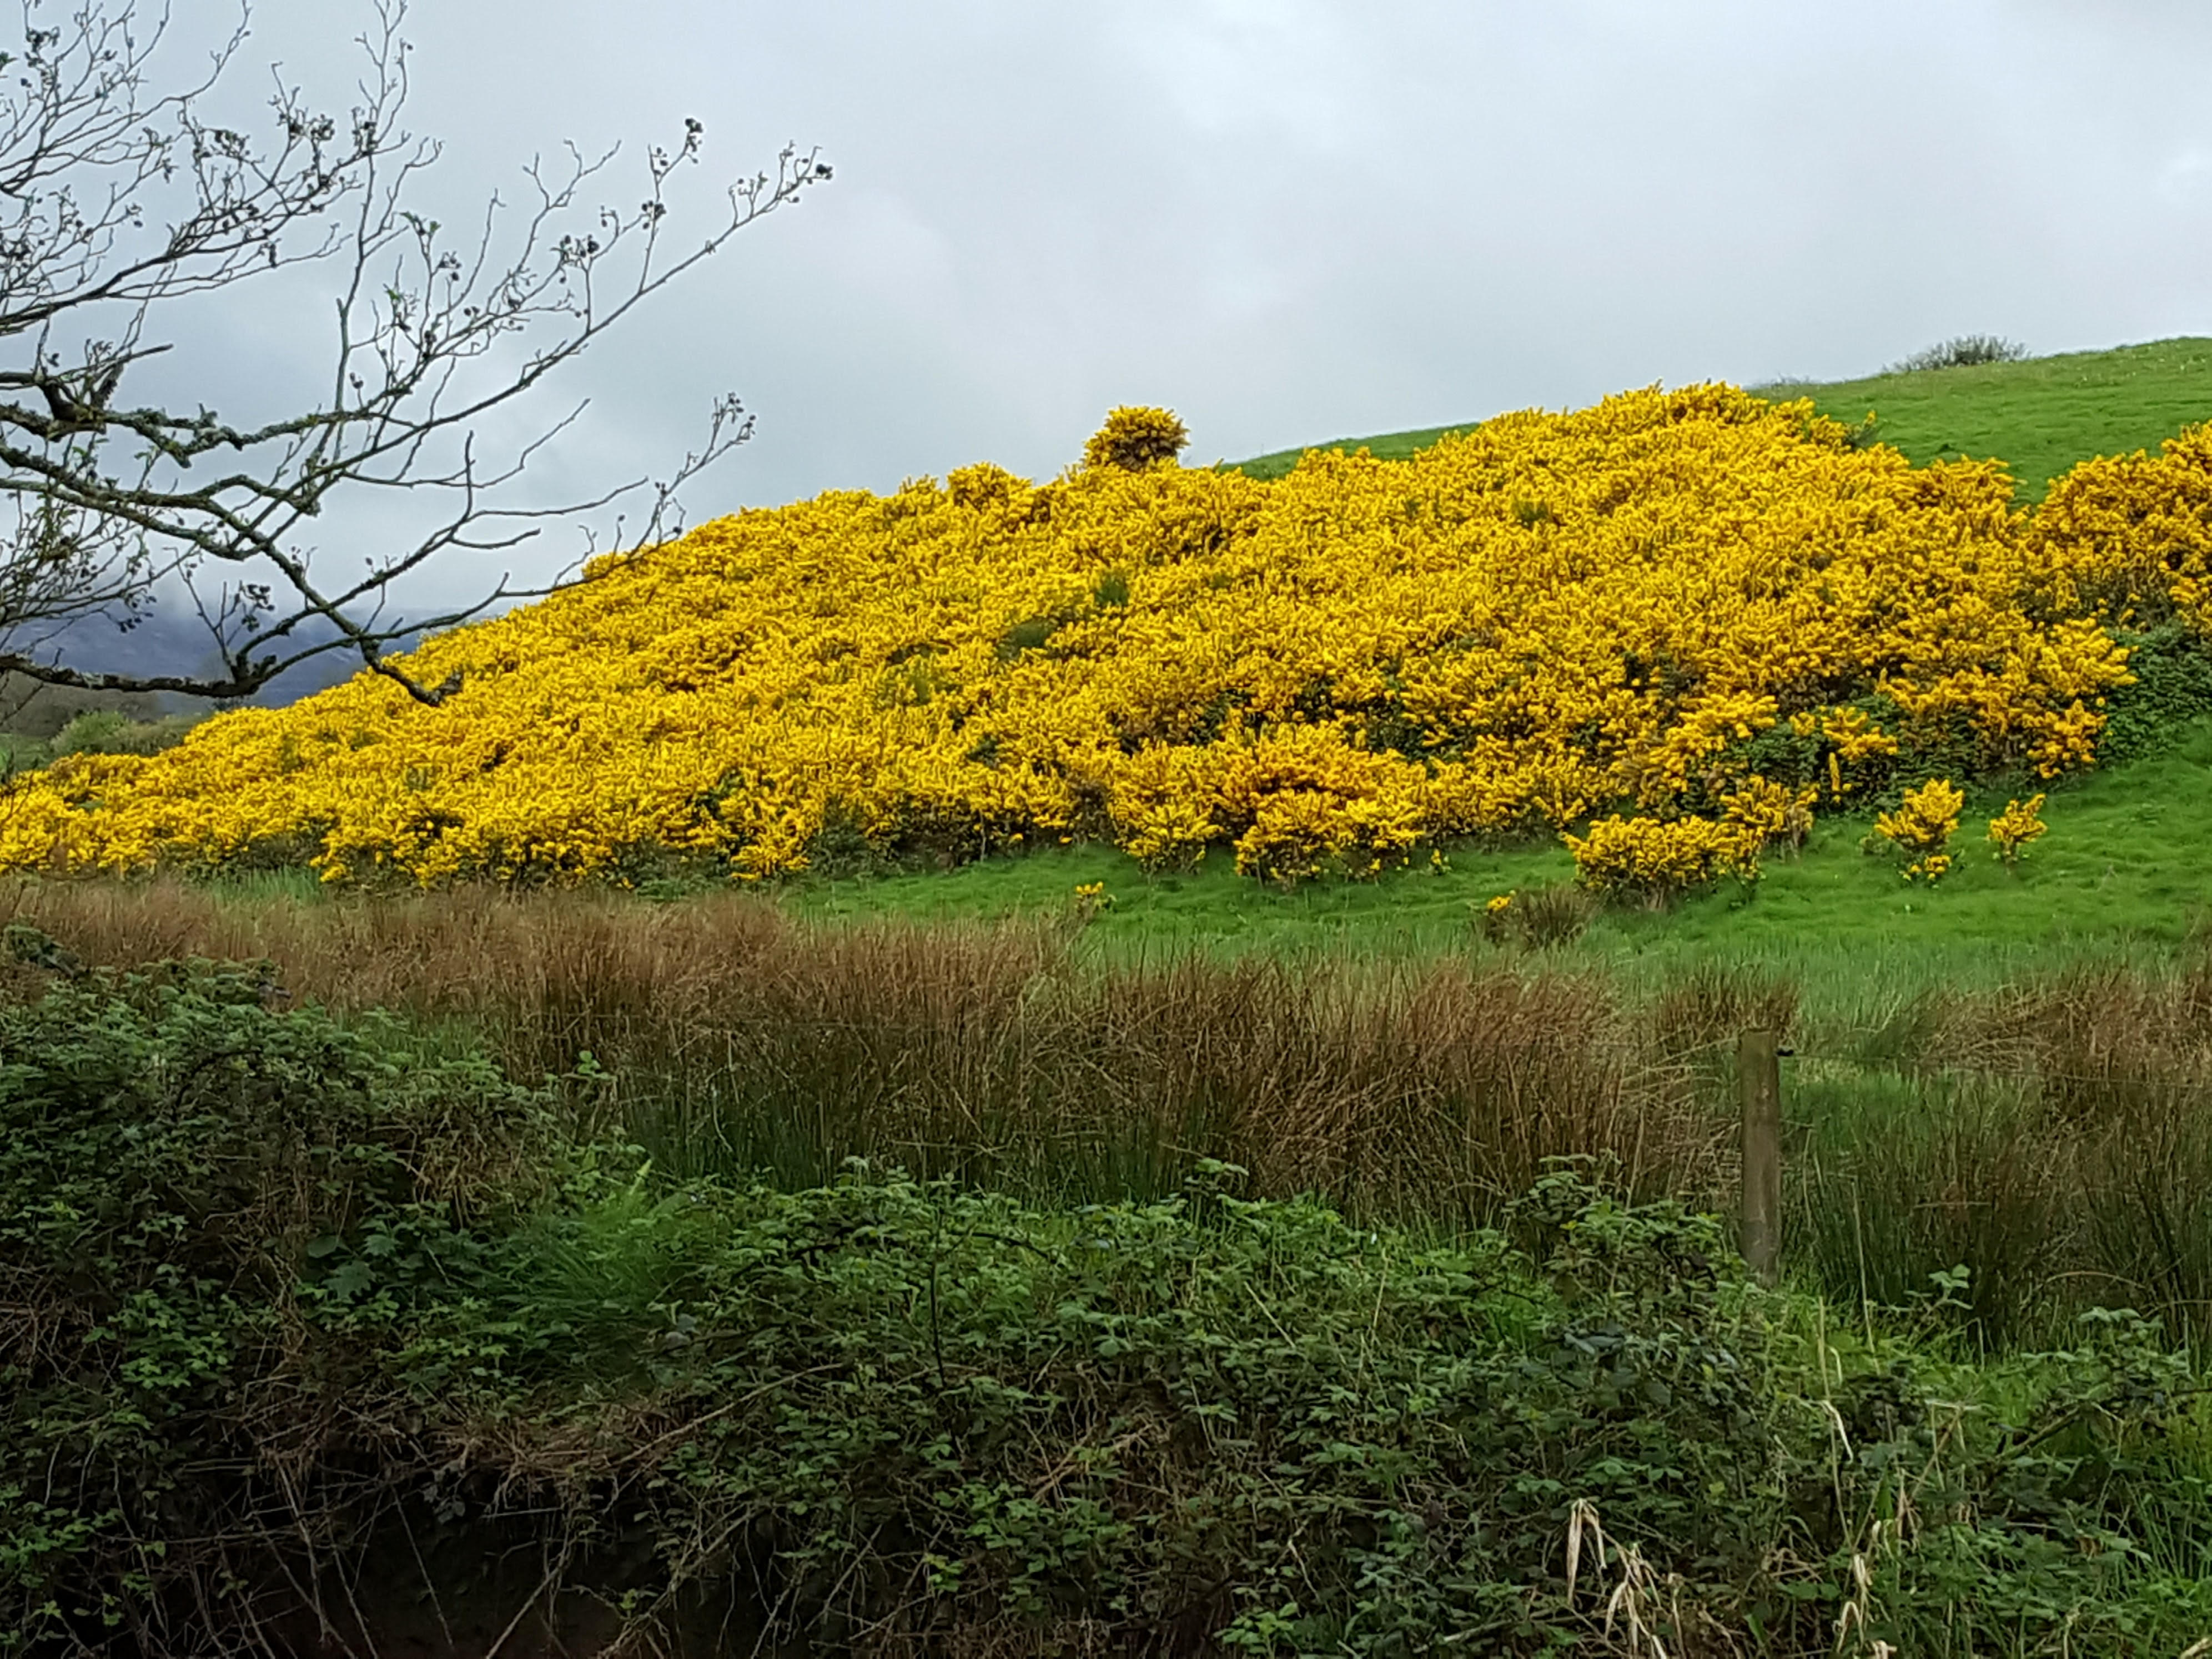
[1082,405,1192,474]
[1562,813,1761,903]
[2027,425,2212,636]
[3,386,2195,888]
[1718,775,1817,852]
[1876,778,1966,883]
[1987,794,2049,865]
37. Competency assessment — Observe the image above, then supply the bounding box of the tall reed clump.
[2,880,1724,1226]
[1957,961,2212,1336]
[14,880,2212,1345]
[1790,958,2212,1346]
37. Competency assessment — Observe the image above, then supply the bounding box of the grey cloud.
[97,1,2212,626]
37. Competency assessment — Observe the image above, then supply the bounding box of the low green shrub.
[1888,335,2031,373]
[0,952,572,1654]
[1,956,2208,1655]
[2097,622,2212,764]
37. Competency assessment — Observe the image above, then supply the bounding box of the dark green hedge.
[2,953,2206,1655]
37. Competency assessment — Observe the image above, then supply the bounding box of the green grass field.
[1230,335,2212,499]
[42,335,2212,1007]
[786,715,2212,980]
[190,709,2211,1026]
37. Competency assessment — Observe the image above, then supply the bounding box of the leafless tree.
[0,0,827,706]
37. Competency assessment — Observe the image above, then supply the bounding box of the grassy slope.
[190,338,2212,983]
[786,716,2212,991]
[785,336,2209,979]
[1762,336,2212,499]
[1233,417,1481,481]
[1229,336,2212,499]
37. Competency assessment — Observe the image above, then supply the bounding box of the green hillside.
[786,716,2212,988]
[815,341,2212,972]
[1230,336,2212,499]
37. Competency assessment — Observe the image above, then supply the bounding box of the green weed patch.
[3,959,2209,1655]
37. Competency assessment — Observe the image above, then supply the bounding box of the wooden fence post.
[1739,1028,1782,1285]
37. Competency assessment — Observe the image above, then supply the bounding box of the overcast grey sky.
[133,1,2212,612]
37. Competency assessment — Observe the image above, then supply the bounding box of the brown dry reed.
[1,879,1721,1226]
[12,877,2212,1344]
[1794,959,2212,1345]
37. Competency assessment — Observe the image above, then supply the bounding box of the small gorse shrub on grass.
[1873,777,1965,881]
[1477,882,1596,948]
[1564,813,1761,906]
[1988,792,2049,866]
[1719,773,1817,852]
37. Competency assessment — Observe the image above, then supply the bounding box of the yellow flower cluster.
[2027,425,2212,636]
[1563,814,1761,902]
[1876,778,1965,883]
[1083,405,1191,474]
[1987,794,2048,866]
[1717,775,1818,852]
[0,388,2183,887]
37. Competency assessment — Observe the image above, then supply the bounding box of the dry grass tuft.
[3,879,1726,1223]
[16,878,2212,1339]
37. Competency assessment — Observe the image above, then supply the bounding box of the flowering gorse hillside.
[8,385,2199,887]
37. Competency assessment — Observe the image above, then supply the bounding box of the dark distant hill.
[3,605,411,735]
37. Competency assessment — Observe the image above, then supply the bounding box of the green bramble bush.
[2,949,2207,1655]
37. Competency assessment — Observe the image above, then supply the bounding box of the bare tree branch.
[0,0,828,703]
